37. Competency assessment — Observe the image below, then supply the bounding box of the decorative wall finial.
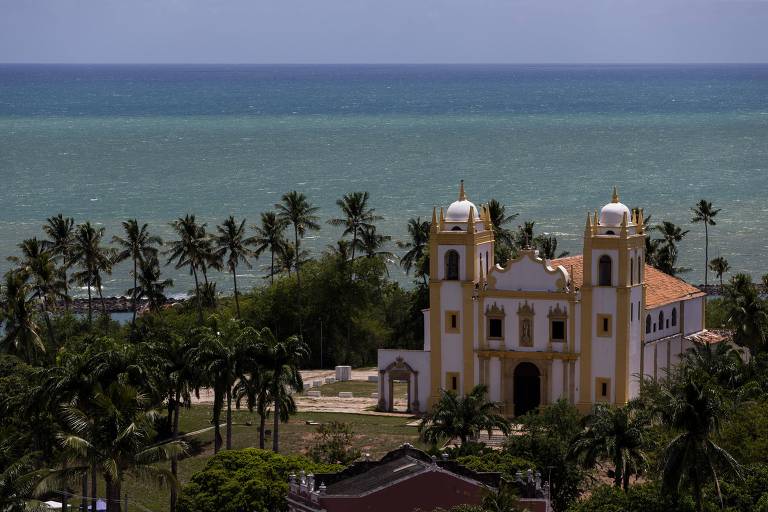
[612,186,620,203]
[459,179,467,201]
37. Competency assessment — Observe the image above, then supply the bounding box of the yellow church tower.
[427,181,495,407]
[578,187,646,411]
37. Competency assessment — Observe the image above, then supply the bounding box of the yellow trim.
[477,350,579,361]
[432,231,494,245]
[597,314,613,337]
[548,304,568,345]
[595,377,611,402]
[446,371,460,393]
[445,310,460,333]
[578,225,594,411]
[614,239,631,405]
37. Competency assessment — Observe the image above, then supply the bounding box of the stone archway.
[513,362,541,417]
[378,357,419,413]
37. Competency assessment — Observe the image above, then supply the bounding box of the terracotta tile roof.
[550,255,706,309]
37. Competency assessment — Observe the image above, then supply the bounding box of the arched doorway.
[513,362,541,416]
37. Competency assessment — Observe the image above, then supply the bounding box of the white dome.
[600,201,631,227]
[446,199,479,222]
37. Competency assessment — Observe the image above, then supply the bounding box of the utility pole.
[319,318,324,369]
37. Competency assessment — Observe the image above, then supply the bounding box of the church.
[377,182,716,415]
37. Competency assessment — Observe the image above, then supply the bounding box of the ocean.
[0,64,766,296]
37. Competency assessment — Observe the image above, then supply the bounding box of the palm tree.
[691,200,721,288]
[328,191,382,261]
[112,219,162,325]
[9,238,67,346]
[397,217,430,286]
[722,273,768,353]
[42,214,76,310]
[680,342,746,391]
[250,212,287,286]
[60,381,185,512]
[233,370,271,449]
[214,216,252,319]
[653,221,689,276]
[276,191,320,335]
[0,272,45,363]
[69,222,114,324]
[569,402,649,490]
[419,384,510,447]
[276,191,320,282]
[0,455,56,512]
[356,226,394,262]
[257,328,308,452]
[165,215,208,322]
[535,235,570,260]
[189,318,259,452]
[658,375,740,512]
[486,198,518,249]
[709,257,730,287]
[126,256,173,315]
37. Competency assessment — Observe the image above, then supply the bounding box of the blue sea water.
[0,64,766,296]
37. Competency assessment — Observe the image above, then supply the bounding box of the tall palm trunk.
[272,377,280,453]
[259,410,266,449]
[704,223,709,288]
[231,267,240,319]
[170,387,181,512]
[351,226,357,261]
[293,226,303,337]
[39,301,55,347]
[131,257,138,326]
[226,384,233,450]
[270,247,275,286]
[97,278,107,318]
[87,280,93,326]
[213,386,223,453]
[90,463,97,512]
[81,472,88,512]
[191,265,202,323]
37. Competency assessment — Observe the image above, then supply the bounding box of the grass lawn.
[301,379,408,398]
[118,405,423,512]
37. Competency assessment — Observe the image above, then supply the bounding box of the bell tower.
[578,187,645,410]
[427,181,495,406]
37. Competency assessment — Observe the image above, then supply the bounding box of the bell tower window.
[445,250,460,280]
[598,255,612,286]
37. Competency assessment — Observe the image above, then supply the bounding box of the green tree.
[257,329,308,452]
[0,455,55,512]
[112,219,162,326]
[486,198,518,249]
[308,421,361,465]
[569,402,649,490]
[42,213,76,310]
[275,191,320,334]
[356,226,393,263]
[420,384,510,447]
[536,235,569,260]
[214,216,252,319]
[69,222,115,324]
[250,212,287,286]
[709,257,730,287]
[397,217,430,285]
[691,200,721,288]
[60,380,185,512]
[166,215,210,322]
[127,256,173,314]
[658,374,741,511]
[722,273,768,353]
[328,191,382,261]
[652,221,689,276]
[0,272,45,363]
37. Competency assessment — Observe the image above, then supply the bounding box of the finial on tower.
[612,186,620,204]
[459,180,467,201]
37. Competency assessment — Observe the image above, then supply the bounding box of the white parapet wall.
[377,349,431,413]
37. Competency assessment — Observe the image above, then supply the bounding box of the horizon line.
[2,61,768,66]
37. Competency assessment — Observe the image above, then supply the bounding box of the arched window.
[451,226,463,231]
[658,311,664,331]
[630,258,634,286]
[445,250,460,280]
[671,308,677,327]
[646,315,651,334]
[598,255,612,286]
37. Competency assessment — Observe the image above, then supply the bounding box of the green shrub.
[457,452,537,481]
[177,448,342,512]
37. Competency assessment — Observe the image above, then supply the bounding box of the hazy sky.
[2,0,767,63]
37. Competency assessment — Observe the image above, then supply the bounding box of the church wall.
[684,297,704,334]
[377,349,431,413]
[423,309,431,351]
[550,359,565,402]
[628,286,644,398]
[489,357,502,402]
[591,286,618,402]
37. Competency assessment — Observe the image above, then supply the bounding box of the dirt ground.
[192,368,411,416]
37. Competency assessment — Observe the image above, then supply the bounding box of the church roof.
[551,255,706,309]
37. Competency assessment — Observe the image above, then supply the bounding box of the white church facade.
[377,182,715,415]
